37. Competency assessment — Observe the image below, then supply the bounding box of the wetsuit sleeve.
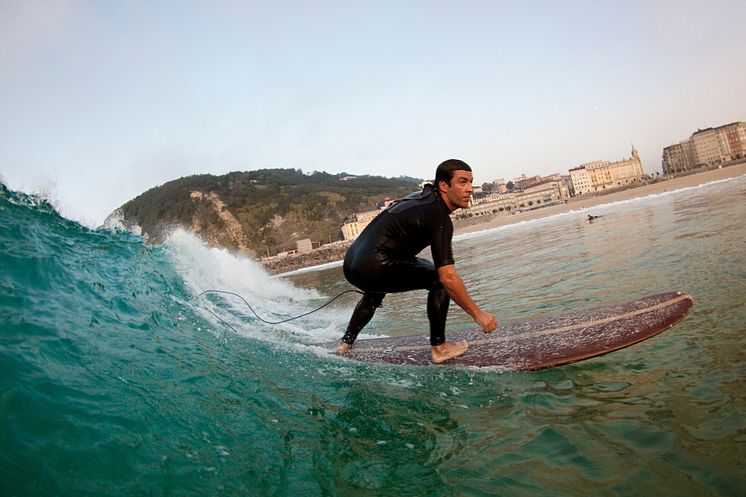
[430,216,455,268]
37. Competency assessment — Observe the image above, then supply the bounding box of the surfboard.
[329,292,693,370]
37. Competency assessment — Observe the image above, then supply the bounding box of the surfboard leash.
[196,288,364,326]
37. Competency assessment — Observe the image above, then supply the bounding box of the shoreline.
[452,162,746,236]
[270,163,746,275]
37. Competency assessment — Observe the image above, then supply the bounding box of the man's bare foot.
[431,340,468,364]
[336,341,352,355]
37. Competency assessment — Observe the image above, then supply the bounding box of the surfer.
[337,159,498,363]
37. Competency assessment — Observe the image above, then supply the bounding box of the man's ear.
[437,180,448,194]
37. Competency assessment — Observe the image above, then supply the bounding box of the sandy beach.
[453,162,746,236]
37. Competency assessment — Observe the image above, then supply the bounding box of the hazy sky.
[2,0,744,227]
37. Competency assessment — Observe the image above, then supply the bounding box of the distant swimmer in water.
[587,214,601,222]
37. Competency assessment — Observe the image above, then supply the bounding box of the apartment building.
[569,146,644,195]
[662,121,746,174]
[662,142,693,174]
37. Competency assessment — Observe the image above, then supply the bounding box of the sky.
[1,0,745,227]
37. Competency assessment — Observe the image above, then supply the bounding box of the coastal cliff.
[110,168,420,259]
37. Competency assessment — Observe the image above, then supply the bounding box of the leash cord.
[197,288,363,325]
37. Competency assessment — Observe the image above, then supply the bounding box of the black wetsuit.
[341,184,454,346]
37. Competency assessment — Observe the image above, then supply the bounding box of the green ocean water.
[1,176,744,496]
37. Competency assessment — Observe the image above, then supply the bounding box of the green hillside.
[113,169,421,256]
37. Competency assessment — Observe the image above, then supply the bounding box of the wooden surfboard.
[329,292,693,370]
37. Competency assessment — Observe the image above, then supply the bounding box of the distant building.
[662,121,746,174]
[296,239,313,254]
[722,122,746,159]
[569,165,593,196]
[662,142,693,174]
[569,145,644,195]
[512,174,527,190]
[524,178,570,199]
[341,209,382,241]
[493,178,508,193]
[464,172,570,220]
[522,175,543,189]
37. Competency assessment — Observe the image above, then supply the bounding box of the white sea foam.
[163,228,352,345]
[100,209,144,237]
[166,228,310,301]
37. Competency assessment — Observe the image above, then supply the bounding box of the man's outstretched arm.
[437,264,498,332]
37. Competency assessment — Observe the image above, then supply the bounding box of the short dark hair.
[435,159,472,187]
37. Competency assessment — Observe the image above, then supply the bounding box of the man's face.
[439,170,473,211]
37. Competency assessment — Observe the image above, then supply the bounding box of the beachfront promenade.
[263,162,746,275]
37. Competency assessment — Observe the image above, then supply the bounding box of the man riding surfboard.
[337,159,498,363]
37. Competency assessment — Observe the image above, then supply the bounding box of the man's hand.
[437,264,498,334]
[474,309,498,333]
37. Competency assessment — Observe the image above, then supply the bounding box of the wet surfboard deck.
[328,292,694,370]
